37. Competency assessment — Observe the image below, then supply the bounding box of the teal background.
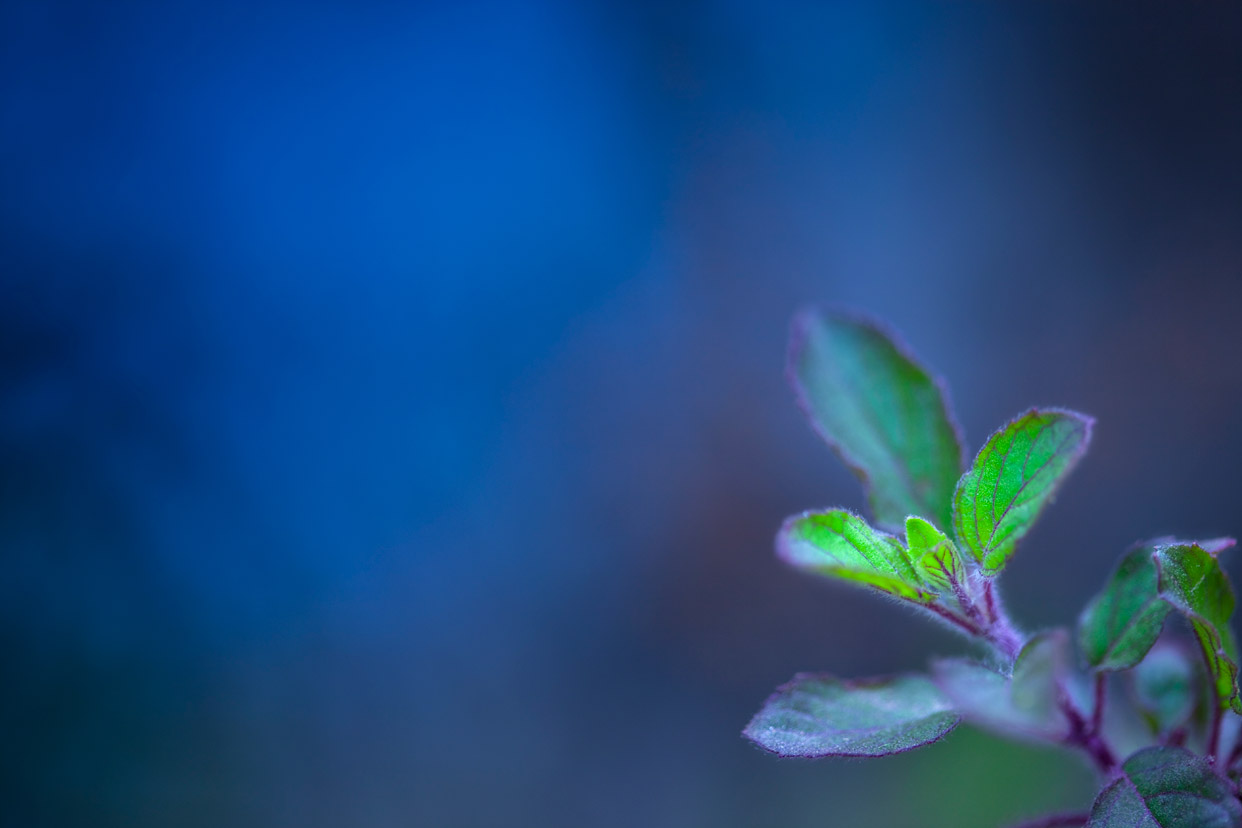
[3,2,1242,826]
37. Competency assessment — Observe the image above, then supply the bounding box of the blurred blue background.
[4,2,1242,826]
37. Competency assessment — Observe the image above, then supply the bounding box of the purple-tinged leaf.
[1079,538,1239,676]
[1086,746,1241,827]
[1156,544,1242,713]
[744,673,958,758]
[906,515,966,594]
[953,409,1092,573]
[778,509,933,601]
[1079,541,1174,672]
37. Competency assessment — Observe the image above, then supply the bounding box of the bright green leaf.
[778,509,933,601]
[1156,544,1241,714]
[1079,542,1172,672]
[1079,539,1241,711]
[743,673,959,758]
[1086,746,1242,827]
[952,409,1092,572]
[1131,643,1196,736]
[906,516,965,593]
[932,632,1072,742]
[789,308,964,531]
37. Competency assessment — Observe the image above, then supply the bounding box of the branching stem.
[958,571,1121,775]
[1058,687,1117,775]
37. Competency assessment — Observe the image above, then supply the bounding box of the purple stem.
[984,577,1001,624]
[980,579,1023,660]
[1207,699,1223,764]
[926,603,985,638]
[1059,688,1117,775]
[1091,673,1107,736]
[950,576,985,626]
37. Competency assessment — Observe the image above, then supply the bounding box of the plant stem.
[951,576,985,626]
[1059,688,1117,775]
[980,578,1023,660]
[1091,673,1106,736]
[926,603,985,638]
[983,577,1001,624]
[1207,698,1223,763]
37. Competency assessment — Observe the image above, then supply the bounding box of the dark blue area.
[4,2,1242,825]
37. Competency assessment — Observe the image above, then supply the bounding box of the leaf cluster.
[745,308,1242,827]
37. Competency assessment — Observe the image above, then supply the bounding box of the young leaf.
[1155,544,1242,714]
[1079,542,1173,672]
[1086,746,1242,827]
[932,632,1073,742]
[1131,643,1196,736]
[788,308,964,531]
[952,409,1093,572]
[778,509,933,601]
[906,516,966,593]
[743,673,959,758]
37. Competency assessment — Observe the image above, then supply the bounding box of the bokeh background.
[4,2,1242,826]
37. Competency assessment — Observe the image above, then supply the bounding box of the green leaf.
[1079,542,1173,672]
[1086,746,1242,827]
[952,409,1092,572]
[778,509,933,601]
[1131,643,1196,736]
[743,673,959,758]
[932,631,1072,742]
[1156,544,1241,714]
[1079,539,1241,711]
[789,308,964,531]
[906,516,966,593]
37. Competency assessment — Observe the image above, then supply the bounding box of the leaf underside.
[744,673,959,758]
[789,308,964,532]
[953,408,1092,572]
[932,631,1071,742]
[1086,746,1242,827]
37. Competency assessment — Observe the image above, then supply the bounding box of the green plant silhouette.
[746,308,1242,828]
